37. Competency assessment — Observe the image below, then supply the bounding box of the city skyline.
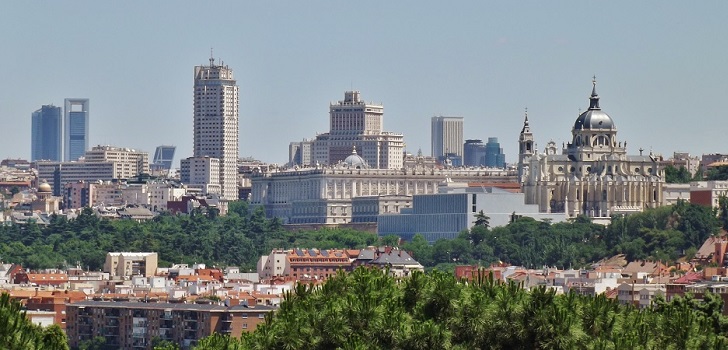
[1,2,726,165]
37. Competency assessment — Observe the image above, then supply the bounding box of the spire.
[589,76,601,110]
[520,107,531,133]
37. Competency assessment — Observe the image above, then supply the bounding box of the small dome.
[344,147,368,169]
[38,180,52,193]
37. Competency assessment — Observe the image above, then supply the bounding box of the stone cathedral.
[518,80,664,219]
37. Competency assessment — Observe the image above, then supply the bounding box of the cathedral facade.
[518,80,664,219]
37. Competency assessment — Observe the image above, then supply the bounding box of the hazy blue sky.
[1,2,726,165]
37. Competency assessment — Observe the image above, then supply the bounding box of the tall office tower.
[31,105,63,162]
[431,116,464,163]
[64,98,90,161]
[463,139,486,166]
[151,145,176,173]
[484,137,506,168]
[192,56,239,200]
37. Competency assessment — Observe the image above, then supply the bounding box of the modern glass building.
[484,137,506,168]
[64,98,89,161]
[152,145,176,171]
[463,139,486,166]
[31,105,63,162]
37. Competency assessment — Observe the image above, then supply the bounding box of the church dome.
[344,146,368,169]
[38,180,52,193]
[573,79,615,131]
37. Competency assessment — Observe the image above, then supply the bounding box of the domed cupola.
[343,146,369,169]
[573,78,615,131]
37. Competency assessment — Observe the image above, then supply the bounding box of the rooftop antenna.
[210,48,215,66]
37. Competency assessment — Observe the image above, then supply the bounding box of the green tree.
[664,165,692,183]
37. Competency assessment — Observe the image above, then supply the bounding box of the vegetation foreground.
[181,268,727,350]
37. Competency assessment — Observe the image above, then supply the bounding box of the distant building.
[151,145,176,174]
[64,98,89,161]
[306,91,405,169]
[690,181,728,209]
[37,145,149,195]
[103,252,158,278]
[484,137,506,168]
[377,182,565,242]
[31,105,63,162]
[288,139,313,167]
[463,139,486,167]
[250,165,516,225]
[431,116,464,162]
[180,156,222,196]
[519,80,664,220]
[191,56,239,200]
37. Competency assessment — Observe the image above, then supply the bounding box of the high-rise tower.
[192,56,239,200]
[31,105,63,162]
[64,98,89,161]
[431,116,464,163]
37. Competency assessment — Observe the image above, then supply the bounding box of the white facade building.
[431,116,464,160]
[519,80,664,220]
[181,156,221,196]
[250,159,517,225]
[192,56,239,200]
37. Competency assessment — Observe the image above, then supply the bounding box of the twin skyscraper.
[31,98,89,162]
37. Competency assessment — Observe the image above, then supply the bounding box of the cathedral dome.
[344,147,368,169]
[573,79,615,131]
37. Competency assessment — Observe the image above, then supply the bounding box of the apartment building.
[103,252,158,279]
[66,301,274,350]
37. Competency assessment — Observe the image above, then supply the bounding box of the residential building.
[103,252,158,279]
[302,91,404,169]
[180,156,221,196]
[520,79,664,221]
[84,145,150,179]
[690,181,728,210]
[64,98,89,161]
[66,301,275,350]
[31,105,63,162]
[431,116,464,163]
[36,145,149,196]
[192,56,239,201]
[377,181,565,242]
[288,139,313,167]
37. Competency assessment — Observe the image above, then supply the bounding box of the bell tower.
[517,108,534,181]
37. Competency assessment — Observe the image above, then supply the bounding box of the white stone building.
[518,80,664,220]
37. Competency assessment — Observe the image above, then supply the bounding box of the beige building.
[296,91,404,169]
[192,57,239,201]
[431,116,464,160]
[180,156,222,196]
[37,145,149,195]
[104,252,158,278]
[519,80,664,220]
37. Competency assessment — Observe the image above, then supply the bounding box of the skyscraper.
[64,98,89,161]
[431,116,464,163]
[463,139,486,166]
[31,105,63,162]
[191,56,239,200]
